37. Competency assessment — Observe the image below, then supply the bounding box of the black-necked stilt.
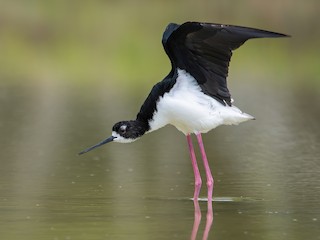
[80,22,288,202]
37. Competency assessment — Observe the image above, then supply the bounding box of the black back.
[163,22,288,105]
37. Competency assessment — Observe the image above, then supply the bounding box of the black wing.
[163,22,289,106]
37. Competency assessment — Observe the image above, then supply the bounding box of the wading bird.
[79,22,288,202]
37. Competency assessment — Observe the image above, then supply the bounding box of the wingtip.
[274,32,291,38]
[247,28,290,39]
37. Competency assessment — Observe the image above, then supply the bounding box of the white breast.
[148,69,254,135]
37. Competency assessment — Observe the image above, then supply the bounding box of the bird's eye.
[119,125,127,134]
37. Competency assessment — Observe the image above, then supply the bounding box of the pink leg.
[186,134,202,201]
[196,133,214,204]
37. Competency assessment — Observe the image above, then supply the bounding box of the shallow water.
[0,82,319,240]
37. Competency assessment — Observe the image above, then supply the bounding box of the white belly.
[148,69,254,135]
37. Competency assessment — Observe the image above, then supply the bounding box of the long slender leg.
[196,133,214,204]
[186,134,202,201]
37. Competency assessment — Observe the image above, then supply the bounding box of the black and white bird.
[80,22,288,202]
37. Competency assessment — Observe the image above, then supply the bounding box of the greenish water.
[0,82,319,240]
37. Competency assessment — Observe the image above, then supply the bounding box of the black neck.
[133,119,150,136]
[136,70,177,125]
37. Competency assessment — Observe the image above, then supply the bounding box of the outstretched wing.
[163,22,288,106]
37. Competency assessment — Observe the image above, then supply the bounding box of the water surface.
[0,82,319,239]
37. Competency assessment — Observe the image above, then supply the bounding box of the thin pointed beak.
[79,136,115,155]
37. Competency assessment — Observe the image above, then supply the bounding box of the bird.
[79,21,288,202]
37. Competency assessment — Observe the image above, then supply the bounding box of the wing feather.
[163,22,288,105]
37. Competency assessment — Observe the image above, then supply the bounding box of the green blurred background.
[0,0,319,88]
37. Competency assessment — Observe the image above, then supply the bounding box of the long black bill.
[79,136,115,155]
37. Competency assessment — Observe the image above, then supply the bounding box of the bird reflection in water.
[191,199,213,240]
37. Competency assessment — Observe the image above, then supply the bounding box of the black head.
[111,120,149,143]
[79,120,149,155]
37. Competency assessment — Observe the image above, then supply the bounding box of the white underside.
[148,69,254,135]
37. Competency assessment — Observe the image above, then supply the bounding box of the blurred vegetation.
[0,0,319,88]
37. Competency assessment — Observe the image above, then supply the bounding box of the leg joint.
[206,177,214,188]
